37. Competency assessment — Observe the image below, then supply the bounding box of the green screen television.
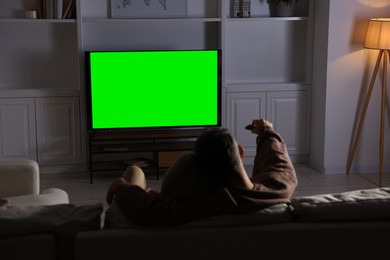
[85,50,221,131]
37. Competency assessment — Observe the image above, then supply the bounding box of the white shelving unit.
[0,0,81,172]
[0,0,313,173]
[223,0,313,162]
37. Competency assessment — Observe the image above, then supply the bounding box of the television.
[85,49,221,131]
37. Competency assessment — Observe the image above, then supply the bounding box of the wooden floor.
[40,164,390,206]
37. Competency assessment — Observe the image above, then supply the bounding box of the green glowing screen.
[87,50,220,130]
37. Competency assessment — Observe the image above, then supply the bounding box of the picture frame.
[111,0,187,19]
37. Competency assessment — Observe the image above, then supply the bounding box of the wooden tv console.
[88,128,205,183]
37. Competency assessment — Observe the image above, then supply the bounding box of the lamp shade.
[364,18,390,50]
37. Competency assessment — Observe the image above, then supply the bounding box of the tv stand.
[87,128,205,183]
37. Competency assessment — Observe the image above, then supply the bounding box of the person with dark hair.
[106,119,297,226]
[193,119,298,207]
[193,127,253,189]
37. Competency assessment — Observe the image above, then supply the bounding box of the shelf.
[91,142,196,154]
[0,88,81,98]
[226,17,308,22]
[0,19,76,23]
[91,161,135,172]
[90,159,168,172]
[83,17,222,23]
[90,129,206,141]
[88,128,205,182]
[225,82,310,92]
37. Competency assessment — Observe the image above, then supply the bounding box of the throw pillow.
[181,203,293,228]
[291,187,390,221]
[0,203,103,237]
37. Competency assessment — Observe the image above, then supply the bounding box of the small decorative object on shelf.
[242,0,251,18]
[24,10,38,19]
[111,0,186,19]
[232,0,241,18]
[267,0,300,17]
[232,0,250,18]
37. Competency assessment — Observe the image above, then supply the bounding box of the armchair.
[0,159,69,207]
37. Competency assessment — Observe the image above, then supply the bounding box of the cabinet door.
[226,92,266,156]
[267,91,307,155]
[0,98,36,160]
[35,97,81,165]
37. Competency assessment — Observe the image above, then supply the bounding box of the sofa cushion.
[5,188,69,207]
[182,203,292,228]
[0,203,103,237]
[291,187,390,221]
[104,201,292,229]
[0,203,104,260]
[0,233,57,260]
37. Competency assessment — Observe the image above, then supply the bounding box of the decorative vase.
[269,2,296,17]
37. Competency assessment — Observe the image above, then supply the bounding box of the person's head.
[193,127,243,186]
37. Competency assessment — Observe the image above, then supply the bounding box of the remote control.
[245,124,254,130]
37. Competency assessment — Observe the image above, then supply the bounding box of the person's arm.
[249,119,298,200]
[106,177,128,205]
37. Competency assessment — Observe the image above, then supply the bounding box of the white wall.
[311,0,390,174]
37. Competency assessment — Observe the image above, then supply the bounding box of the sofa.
[77,187,390,260]
[1,160,390,260]
[2,188,389,260]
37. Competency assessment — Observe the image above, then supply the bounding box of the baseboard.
[307,161,390,175]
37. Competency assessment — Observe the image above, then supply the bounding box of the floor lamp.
[347,18,390,187]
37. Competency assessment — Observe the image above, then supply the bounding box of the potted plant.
[267,0,301,17]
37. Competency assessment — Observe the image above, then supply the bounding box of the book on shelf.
[45,0,53,19]
[55,0,63,19]
[40,0,75,19]
[63,0,76,19]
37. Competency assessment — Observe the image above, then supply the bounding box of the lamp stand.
[346,49,388,187]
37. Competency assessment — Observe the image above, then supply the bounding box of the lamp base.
[347,49,387,187]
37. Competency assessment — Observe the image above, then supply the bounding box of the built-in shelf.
[83,17,222,23]
[225,82,310,92]
[88,128,206,183]
[0,88,81,98]
[0,19,76,23]
[226,17,308,22]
